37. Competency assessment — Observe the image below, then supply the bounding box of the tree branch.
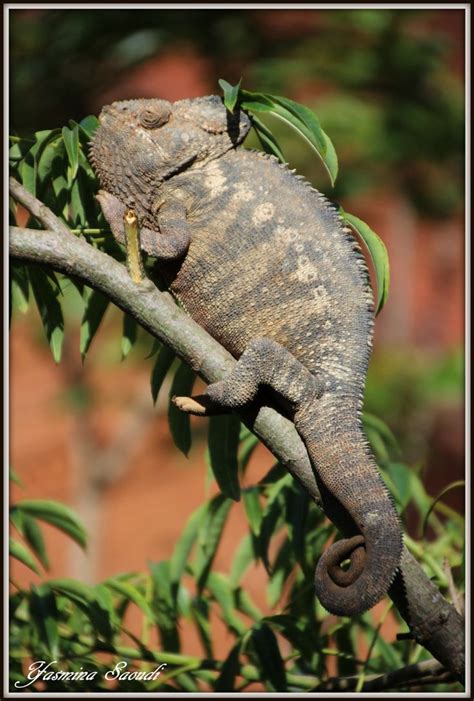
[8,178,464,680]
[317,659,453,692]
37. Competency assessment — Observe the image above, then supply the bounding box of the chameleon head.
[90,95,252,199]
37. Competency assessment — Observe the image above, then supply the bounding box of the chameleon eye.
[139,107,170,129]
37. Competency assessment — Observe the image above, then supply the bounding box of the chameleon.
[90,95,403,617]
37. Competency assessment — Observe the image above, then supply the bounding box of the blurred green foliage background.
[10,8,464,216]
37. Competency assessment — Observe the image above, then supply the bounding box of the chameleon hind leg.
[173,337,322,417]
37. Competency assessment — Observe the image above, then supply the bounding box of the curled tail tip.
[314,529,403,617]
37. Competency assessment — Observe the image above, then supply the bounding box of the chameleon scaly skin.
[91,96,402,616]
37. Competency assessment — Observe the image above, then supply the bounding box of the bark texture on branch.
[9,178,465,680]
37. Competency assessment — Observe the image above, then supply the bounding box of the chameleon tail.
[296,394,403,617]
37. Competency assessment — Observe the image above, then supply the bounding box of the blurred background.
[10,7,465,654]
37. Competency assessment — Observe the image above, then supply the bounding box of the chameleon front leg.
[96,190,191,260]
[173,337,322,417]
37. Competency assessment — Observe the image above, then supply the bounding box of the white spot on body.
[232,183,254,202]
[252,202,275,226]
[204,164,228,198]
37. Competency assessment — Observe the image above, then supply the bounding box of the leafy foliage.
[9,427,464,692]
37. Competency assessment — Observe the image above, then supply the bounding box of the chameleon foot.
[172,395,208,415]
[172,394,226,416]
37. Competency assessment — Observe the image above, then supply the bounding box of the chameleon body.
[91,96,402,616]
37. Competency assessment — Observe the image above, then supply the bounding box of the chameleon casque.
[90,95,403,617]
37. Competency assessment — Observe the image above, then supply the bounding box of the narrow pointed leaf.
[150,344,175,404]
[207,572,246,635]
[214,642,241,691]
[250,623,287,691]
[79,114,100,139]
[121,313,138,359]
[230,533,255,586]
[363,412,399,455]
[218,78,241,113]
[422,480,465,538]
[340,209,389,314]
[62,125,79,179]
[80,287,109,359]
[250,114,286,162]
[9,537,40,574]
[48,577,96,605]
[243,487,263,536]
[29,266,64,363]
[106,579,155,621]
[16,499,87,549]
[168,361,195,456]
[22,514,49,570]
[29,584,59,657]
[10,264,30,314]
[195,495,233,588]
[18,150,37,196]
[170,502,207,588]
[207,414,241,501]
[240,90,338,185]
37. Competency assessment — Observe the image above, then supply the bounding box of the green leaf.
[363,412,399,456]
[249,114,286,162]
[9,537,40,574]
[151,344,175,404]
[238,432,260,475]
[48,577,97,605]
[28,266,64,363]
[168,361,195,456]
[383,462,413,511]
[207,414,241,501]
[78,114,100,139]
[62,125,80,179]
[80,287,109,359]
[9,466,23,487]
[170,502,207,591]
[121,313,138,359]
[242,487,263,536]
[190,598,213,658]
[18,150,37,196]
[49,577,114,639]
[29,584,60,657]
[207,572,246,635]
[94,583,120,630]
[250,623,287,691]
[16,499,87,549]
[422,480,465,538]
[240,90,338,186]
[37,136,64,183]
[149,561,180,651]
[195,494,233,588]
[22,515,49,570]
[285,484,309,565]
[229,533,255,586]
[339,209,389,315]
[106,578,155,621]
[10,264,30,314]
[235,588,263,622]
[218,78,241,113]
[258,473,293,571]
[70,176,86,226]
[214,642,241,691]
[365,426,389,463]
